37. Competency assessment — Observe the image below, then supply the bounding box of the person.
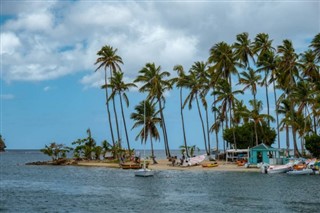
[135,151,141,163]
[171,156,177,166]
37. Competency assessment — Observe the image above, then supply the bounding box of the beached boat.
[202,162,218,168]
[287,168,314,175]
[182,154,206,167]
[236,159,247,166]
[121,163,142,170]
[267,164,292,174]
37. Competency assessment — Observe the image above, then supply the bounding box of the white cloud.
[43,86,51,92]
[0,32,21,55]
[0,0,318,85]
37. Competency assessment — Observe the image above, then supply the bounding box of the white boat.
[135,99,154,177]
[182,154,206,167]
[134,160,154,177]
[267,164,292,174]
[287,169,314,175]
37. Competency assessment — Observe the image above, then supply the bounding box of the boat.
[202,162,218,168]
[134,161,154,177]
[121,163,142,170]
[236,159,247,166]
[287,168,314,175]
[267,163,292,174]
[134,99,154,177]
[182,154,206,167]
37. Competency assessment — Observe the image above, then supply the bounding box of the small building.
[225,148,249,163]
[249,143,282,165]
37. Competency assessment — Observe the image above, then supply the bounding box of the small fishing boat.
[121,163,142,170]
[287,168,314,175]
[202,162,218,168]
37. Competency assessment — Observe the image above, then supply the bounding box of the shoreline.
[76,159,260,172]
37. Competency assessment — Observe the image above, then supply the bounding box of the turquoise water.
[1,150,319,212]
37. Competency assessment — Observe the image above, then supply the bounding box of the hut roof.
[250,143,277,151]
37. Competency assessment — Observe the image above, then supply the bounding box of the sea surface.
[1,150,319,213]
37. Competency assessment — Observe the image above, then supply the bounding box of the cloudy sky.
[1,0,319,150]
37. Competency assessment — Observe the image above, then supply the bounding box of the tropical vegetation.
[93,33,320,158]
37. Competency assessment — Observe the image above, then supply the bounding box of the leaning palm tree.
[172,65,189,157]
[106,71,137,151]
[183,69,209,155]
[95,45,123,146]
[131,100,161,164]
[134,63,172,157]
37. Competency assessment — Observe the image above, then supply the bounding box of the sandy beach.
[76,159,259,172]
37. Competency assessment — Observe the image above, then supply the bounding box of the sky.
[1,0,319,150]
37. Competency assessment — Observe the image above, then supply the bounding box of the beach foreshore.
[76,159,259,172]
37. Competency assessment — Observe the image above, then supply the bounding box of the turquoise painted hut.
[249,143,280,164]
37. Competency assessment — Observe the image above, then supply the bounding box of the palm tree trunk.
[112,96,121,146]
[205,107,211,155]
[292,127,301,157]
[196,95,208,154]
[119,92,130,151]
[230,100,237,149]
[105,70,115,146]
[180,88,189,157]
[273,80,281,149]
[265,72,270,127]
[213,92,219,159]
[150,134,158,164]
[254,121,258,146]
[158,98,171,157]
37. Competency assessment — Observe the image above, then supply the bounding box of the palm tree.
[277,39,302,157]
[253,33,276,128]
[277,98,291,155]
[95,45,123,146]
[310,33,320,62]
[213,79,243,149]
[238,68,261,102]
[248,100,275,146]
[233,32,254,68]
[134,63,172,157]
[172,65,189,157]
[300,49,319,82]
[106,71,137,151]
[131,100,161,164]
[183,68,209,155]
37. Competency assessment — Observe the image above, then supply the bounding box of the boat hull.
[267,165,291,174]
[287,169,314,175]
[134,168,154,177]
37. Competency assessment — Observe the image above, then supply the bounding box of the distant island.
[0,135,6,152]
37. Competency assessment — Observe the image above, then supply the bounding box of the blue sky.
[1,0,319,150]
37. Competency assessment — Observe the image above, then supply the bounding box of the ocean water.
[1,150,319,213]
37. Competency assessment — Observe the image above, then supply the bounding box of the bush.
[223,122,276,149]
[305,134,320,158]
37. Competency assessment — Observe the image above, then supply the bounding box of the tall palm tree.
[172,65,189,157]
[233,32,255,68]
[300,49,319,82]
[131,100,161,164]
[134,63,172,157]
[253,33,276,128]
[238,68,261,102]
[277,39,301,157]
[106,71,137,151]
[183,68,209,155]
[95,45,123,146]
